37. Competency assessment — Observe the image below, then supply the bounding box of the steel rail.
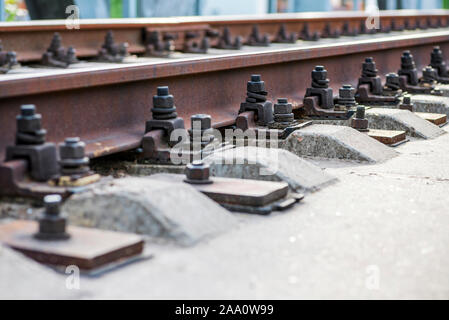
[1,28,449,161]
[0,10,448,62]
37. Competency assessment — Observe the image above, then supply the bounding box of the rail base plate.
[149,173,302,215]
[414,112,447,126]
[365,129,408,146]
[0,220,145,271]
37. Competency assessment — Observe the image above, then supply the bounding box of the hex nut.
[7,51,17,63]
[362,57,377,73]
[153,95,174,108]
[386,73,400,86]
[312,66,327,80]
[403,95,412,105]
[34,194,70,241]
[184,161,212,184]
[400,95,413,111]
[247,82,265,93]
[191,114,212,131]
[339,85,355,99]
[422,67,437,80]
[17,115,42,133]
[247,75,265,92]
[274,101,292,114]
[38,215,67,235]
[351,118,369,131]
[59,138,86,160]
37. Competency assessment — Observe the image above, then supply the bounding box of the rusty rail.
[1,10,448,62]
[1,11,449,161]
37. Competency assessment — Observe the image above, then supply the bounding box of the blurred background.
[1,0,447,21]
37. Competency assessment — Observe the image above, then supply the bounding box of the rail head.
[1,29,449,99]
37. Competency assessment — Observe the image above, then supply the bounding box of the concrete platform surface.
[2,128,449,300]
[0,246,86,299]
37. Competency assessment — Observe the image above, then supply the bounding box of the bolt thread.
[355,106,365,119]
[44,194,62,216]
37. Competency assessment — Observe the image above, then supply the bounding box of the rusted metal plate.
[0,220,144,271]
[149,173,289,207]
[366,129,407,146]
[1,28,449,161]
[414,112,447,126]
[0,159,71,199]
[194,178,289,207]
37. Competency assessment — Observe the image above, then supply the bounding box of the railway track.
[1,10,449,279]
[1,10,449,159]
[1,10,448,60]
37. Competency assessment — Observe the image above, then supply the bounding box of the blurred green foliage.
[110,0,123,18]
[444,0,449,9]
[5,0,19,21]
